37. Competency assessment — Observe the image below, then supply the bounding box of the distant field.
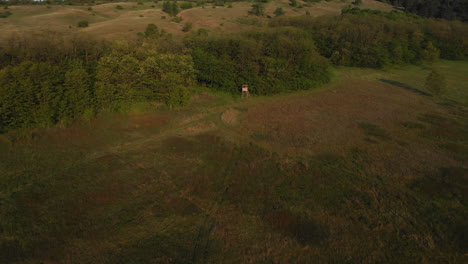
[1,60,466,263]
[0,0,394,43]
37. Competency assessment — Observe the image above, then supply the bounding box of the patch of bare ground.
[221,108,241,126]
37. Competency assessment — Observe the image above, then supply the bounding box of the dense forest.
[378,0,468,21]
[1,7,467,133]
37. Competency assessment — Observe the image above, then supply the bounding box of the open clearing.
[1,60,466,263]
[0,0,394,43]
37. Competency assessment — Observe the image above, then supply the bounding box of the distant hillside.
[379,0,468,21]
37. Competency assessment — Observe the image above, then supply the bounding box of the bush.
[0,11,12,18]
[116,5,123,10]
[180,2,193,10]
[163,1,179,16]
[182,22,193,32]
[274,7,285,17]
[77,20,89,27]
[144,23,160,38]
[425,68,446,97]
[171,16,183,23]
[249,3,264,16]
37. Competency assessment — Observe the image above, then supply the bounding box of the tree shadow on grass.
[379,79,432,96]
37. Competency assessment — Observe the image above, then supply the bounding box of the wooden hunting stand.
[241,84,250,98]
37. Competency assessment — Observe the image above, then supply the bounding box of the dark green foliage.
[144,23,160,38]
[0,61,92,131]
[61,62,93,122]
[179,1,193,9]
[77,20,89,27]
[188,28,330,95]
[0,11,12,18]
[274,7,285,17]
[249,3,264,16]
[163,1,179,16]
[95,49,195,110]
[116,5,123,10]
[378,0,468,21]
[171,16,183,23]
[0,34,196,132]
[270,11,468,68]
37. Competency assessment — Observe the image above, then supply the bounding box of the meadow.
[0,0,393,43]
[0,0,467,263]
[1,60,467,263]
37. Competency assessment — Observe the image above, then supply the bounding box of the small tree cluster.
[274,7,285,17]
[249,3,264,16]
[77,20,89,28]
[163,1,179,16]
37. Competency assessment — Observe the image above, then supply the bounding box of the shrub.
[163,1,179,16]
[274,7,285,17]
[0,11,12,18]
[425,68,446,97]
[116,5,124,10]
[182,22,193,32]
[171,16,183,23]
[77,20,89,27]
[144,23,160,38]
[249,3,264,16]
[180,2,193,10]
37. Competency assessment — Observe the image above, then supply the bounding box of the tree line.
[378,0,468,21]
[1,8,467,133]
[270,8,467,68]
[0,26,331,132]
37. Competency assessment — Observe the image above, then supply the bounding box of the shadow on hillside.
[379,79,432,96]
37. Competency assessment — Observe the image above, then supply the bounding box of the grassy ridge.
[1,61,467,263]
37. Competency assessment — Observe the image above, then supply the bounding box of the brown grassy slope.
[0,0,395,43]
[1,62,466,263]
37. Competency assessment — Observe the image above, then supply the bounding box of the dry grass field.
[0,0,395,43]
[1,60,466,263]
